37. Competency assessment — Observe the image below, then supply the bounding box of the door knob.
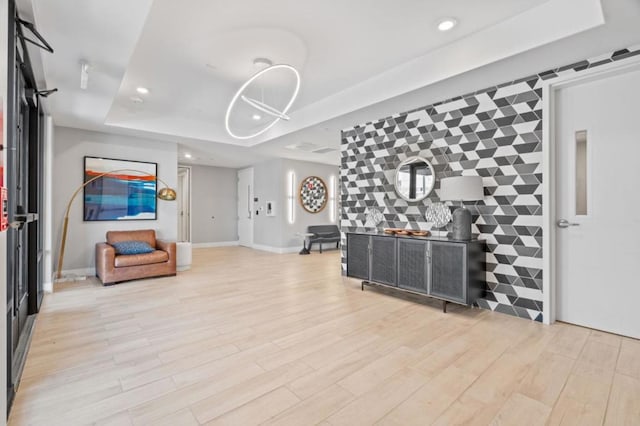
[557,219,579,228]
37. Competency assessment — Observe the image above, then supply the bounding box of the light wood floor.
[8,247,640,425]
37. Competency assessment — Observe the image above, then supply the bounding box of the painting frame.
[299,176,327,214]
[83,156,158,222]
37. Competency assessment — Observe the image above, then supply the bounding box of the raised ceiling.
[27,0,640,167]
[105,0,549,141]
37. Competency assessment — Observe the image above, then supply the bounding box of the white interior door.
[555,65,640,338]
[177,167,191,242]
[237,168,254,247]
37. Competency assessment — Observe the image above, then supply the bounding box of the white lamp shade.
[439,176,484,201]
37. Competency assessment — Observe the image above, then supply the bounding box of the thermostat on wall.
[266,201,276,217]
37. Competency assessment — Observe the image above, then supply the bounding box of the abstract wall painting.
[83,156,157,221]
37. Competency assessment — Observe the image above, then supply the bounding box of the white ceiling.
[25,0,640,168]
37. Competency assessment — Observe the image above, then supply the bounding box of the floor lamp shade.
[439,176,483,240]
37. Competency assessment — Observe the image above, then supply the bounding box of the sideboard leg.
[442,301,448,313]
[361,281,364,291]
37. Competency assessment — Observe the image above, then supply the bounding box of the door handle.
[557,219,579,228]
[9,213,39,230]
[14,213,38,222]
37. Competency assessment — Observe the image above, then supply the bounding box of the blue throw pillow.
[111,240,154,255]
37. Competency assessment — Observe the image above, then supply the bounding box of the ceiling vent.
[285,142,320,151]
[311,147,337,154]
[285,143,337,154]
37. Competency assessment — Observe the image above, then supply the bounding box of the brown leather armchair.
[96,229,176,285]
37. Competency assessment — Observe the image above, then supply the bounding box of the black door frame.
[5,0,46,412]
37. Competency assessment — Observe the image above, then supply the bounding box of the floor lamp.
[56,169,177,280]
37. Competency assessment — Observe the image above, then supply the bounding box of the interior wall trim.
[191,241,239,248]
[177,164,192,244]
[541,54,640,325]
[251,244,301,254]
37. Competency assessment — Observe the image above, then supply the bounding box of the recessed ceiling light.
[130,96,144,104]
[252,113,262,121]
[184,153,192,159]
[437,18,457,32]
[136,87,149,94]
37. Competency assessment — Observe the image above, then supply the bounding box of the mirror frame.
[394,156,436,202]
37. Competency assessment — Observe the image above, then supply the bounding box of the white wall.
[187,164,237,244]
[281,159,338,249]
[52,126,178,273]
[0,0,9,419]
[253,159,284,248]
[252,158,338,251]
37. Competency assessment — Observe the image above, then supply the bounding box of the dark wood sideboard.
[346,232,486,312]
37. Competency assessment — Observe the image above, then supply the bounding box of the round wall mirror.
[394,156,435,202]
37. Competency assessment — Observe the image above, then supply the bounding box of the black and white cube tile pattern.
[340,45,640,323]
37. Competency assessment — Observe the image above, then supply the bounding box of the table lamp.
[439,176,483,240]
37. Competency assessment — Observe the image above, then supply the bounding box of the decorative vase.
[451,207,472,240]
[364,207,384,229]
[425,202,452,237]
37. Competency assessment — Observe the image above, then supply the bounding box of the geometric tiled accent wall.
[340,46,640,323]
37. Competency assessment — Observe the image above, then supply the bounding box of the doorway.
[553,62,640,338]
[177,166,191,242]
[237,168,254,247]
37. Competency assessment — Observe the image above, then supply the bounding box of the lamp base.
[54,272,88,283]
[451,207,473,240]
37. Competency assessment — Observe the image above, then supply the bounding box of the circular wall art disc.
[299,176,327,213]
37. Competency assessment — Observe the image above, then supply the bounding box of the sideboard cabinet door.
[429,241,467,304]
[346,234,370,280]
[397,239,428,293]
[370,236,397,286]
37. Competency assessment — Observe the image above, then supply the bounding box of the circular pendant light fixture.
[225,60,301,140]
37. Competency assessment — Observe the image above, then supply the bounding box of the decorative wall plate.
[299,176,327,213]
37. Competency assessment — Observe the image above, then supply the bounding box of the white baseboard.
[251,244,301,254]
[192,241,239,248]
[43,281,53,293]
[279,246,303,254]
